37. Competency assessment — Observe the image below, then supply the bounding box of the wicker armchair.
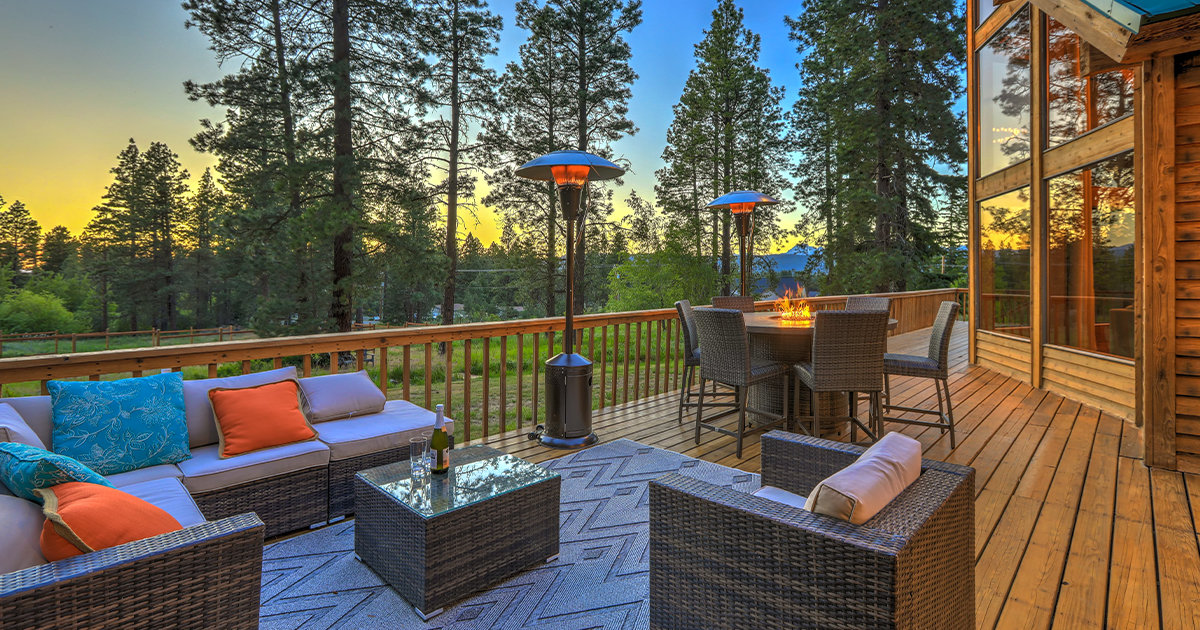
[0,513,265,629]
[649,431,975,630]
[794,310,890,441]
[883,301,960,447]
[845,295,891,313]
[710,295,756,312]
[692,308,790,458]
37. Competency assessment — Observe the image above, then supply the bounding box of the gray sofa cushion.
[315,399,452,461]
[178,440,330,494]
[106,463,184,488]
[182,366,300,448]
[298,370,386,422]
[2,396,52,448]
[0,494,47,573]
[120,477,207,527]
[0,403,44,449]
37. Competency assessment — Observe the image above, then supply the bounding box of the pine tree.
[0,197,41,272]
[181,169,225,326]
[40,226,77,274]
[787,0,966,292]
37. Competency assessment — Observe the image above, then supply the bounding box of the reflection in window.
[979,6,1031,175]
[979,187,1031,336]
[1046,17,1135,147]
[977,0,1010,27]
[1047,153,1134,357]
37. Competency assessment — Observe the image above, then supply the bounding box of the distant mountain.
[746,243,825,274]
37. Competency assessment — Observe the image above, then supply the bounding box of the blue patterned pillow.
[0,442,114,503]
[48,372,191,475]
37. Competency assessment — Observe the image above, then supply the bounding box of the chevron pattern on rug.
[259,438,760,630]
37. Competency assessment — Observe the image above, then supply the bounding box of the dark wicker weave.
[0,513,265,630]
[649,431,975,630]
[692,308,790,458]
[675,299,702,424]
[354,446,560,619]
[845,295,891,313]
[192,465,328,538]
[794,310,890,441]
[883,301,960,446]
[710,295,756,312]
[328,446,405,518]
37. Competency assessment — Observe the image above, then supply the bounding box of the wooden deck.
[481,325,1200,629]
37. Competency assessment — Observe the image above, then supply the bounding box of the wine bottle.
[430,404,449,474]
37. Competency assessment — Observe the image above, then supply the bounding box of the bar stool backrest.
[810,310,890,393]
[692,308,751,386]
[711,295,756,313]
[844,295,891,313]
[925,301,960,374]
[675,299,700,363]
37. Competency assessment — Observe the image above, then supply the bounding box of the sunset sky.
[0,0,804,247]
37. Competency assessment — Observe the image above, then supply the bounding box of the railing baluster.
[463,339,471,444]
[499,336,508,434]
[424,342,433,409]
[444,341,452,416]
[532,333,540,425]
[482,337,490,439]
[599,326,608,409]
[634,322,642,402]
[329,352,339,374]
[208,364,218,378]
[356,349,365,371]
[623,323,631,404]
[611,325,619,408]
[402,345,411,400]
[514,334,522,430]
[302,355,311,378]
[241,360,251,375]
[274,357,283,369]
[658,319,665,394]
[378,346,389,396]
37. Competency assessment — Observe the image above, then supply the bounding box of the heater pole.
[736,213,752,296]
[559,184,582,354]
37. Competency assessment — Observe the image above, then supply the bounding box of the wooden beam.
[969,0,981,365]
[1122,13,1200,64]
[1080,41,1123,76]
[1141,57,1177,469]
[977,160,1033,200]
[1043,115,1135,177]
[976,0,1029,50]
[1030,9,1048,388]
[1029,0,1135,62]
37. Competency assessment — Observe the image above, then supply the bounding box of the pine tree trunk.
[572,18,587,316]
[546,182,556,317]
[330,0,354,332]
[441,1,462,327]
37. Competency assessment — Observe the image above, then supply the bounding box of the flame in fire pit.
[775,289,813,322]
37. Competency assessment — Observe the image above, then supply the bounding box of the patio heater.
[707,190,781,296]
[516,150,624,448]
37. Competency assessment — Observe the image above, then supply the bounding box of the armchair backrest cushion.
[805,431,921,525]
[0,403,45,449]
[2,397,53,450]
[0,495,48,573]
[183,366,300,448]
[298,370,386,422]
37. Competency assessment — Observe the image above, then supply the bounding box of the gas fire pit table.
[353,445,561,620]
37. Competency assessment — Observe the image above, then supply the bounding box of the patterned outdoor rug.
[259,438,760,629]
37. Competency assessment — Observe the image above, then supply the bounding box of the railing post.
[378,345,389,395]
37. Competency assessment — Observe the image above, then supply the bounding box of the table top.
[356,445,559,519]
[742,311,899,335]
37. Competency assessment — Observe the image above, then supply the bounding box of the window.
[977,0,1012,27]
[1046,16,1135,147]
[979,187,1031,336]
[1047,153,1134,357]
[978,6,1031,176]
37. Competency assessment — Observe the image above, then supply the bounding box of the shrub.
[0,290,85,333]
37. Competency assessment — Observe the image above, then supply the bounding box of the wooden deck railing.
[0,287,966,445]
[0,326,255,357]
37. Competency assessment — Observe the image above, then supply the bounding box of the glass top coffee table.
[353,445,561,620]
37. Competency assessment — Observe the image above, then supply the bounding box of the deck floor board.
[475,325,1199,628]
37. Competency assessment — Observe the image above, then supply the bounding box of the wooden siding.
[977,330,1033,381]
[1177,56,1200,473]
[486,324,1200,628]
[1042,345,1135,421]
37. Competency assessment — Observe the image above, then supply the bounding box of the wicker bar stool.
[711,295,756,312]
[692,308,790,458]
[675,300,735,424]
[845,295,891,312]
[883,301,961,446]
[792,310,890,442]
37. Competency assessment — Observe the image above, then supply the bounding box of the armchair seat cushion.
[316,400,450,461]
[120,477,206,527]
[883,352,941,377]
[106,463,183,489]
[178,440,330,494]
[751,485,808,509]
[748,358,788,382]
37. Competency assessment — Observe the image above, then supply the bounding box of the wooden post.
[71,334,77,353]
[463,338,471,443]
[482,337,490,438]
[379,345,389,396]
[402,346,411,400]
[1030,9,1048,388]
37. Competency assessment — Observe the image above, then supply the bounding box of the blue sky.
[0,0,841,248]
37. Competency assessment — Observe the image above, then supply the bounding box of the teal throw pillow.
[48,372,191,475]
[0,442,113,504]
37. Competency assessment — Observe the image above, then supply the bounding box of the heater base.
[533,430,599,449]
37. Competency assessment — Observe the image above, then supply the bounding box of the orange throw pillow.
[36,482,182,561]
[209,379,316,458]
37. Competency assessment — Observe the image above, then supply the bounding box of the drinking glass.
[409,436,429,477]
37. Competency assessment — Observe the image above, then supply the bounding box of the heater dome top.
[514,150,625,183]
[706,190,782,209]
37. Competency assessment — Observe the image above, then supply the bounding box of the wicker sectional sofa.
[0,367,450,628]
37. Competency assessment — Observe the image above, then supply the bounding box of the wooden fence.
[0,326,255,357]
[0,288,966,445]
